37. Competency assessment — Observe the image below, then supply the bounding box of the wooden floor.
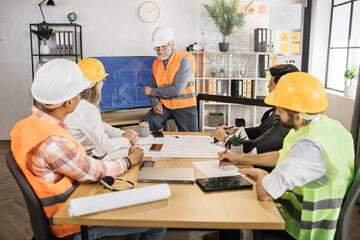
[1,140,359,240]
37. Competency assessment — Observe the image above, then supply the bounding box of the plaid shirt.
[28,106,128,183]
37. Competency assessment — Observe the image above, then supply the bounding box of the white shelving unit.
[193,51,278,132]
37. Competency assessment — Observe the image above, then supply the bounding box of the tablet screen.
[196,175,253,192]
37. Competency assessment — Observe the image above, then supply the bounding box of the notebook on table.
[196,175,253,192]
[137,167,195,184]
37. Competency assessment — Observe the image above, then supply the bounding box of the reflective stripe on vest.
[10,114,86,238]
[153,50,197,109]
[275,115,354,240]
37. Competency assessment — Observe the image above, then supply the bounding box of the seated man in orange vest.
[10,59,166,240]
[142,26,198,132]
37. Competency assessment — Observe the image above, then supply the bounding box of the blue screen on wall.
[94,56,156,111]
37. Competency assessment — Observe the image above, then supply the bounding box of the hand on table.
[237,168,269,180]
[127,144,143,166]
[123,129,138,144]
[211,125,239,142]
[218,150,242,165]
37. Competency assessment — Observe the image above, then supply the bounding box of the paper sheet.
[192,160,243,178]
[136,135,225,158]
[68,184,171,217]
[102,149,129,161]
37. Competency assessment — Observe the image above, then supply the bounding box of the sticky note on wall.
[237,4,245,13]
[280,44,289,53]
[292,32,301,42]
[291,44,300,53]
[281,33,289,42]
[247,6,255,15]
[258,5,266,14]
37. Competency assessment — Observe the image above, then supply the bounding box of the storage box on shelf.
[192,51,278,132]
[30,23,82,80]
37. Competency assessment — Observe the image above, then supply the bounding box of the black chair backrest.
[335,167,360,240]
[5,151,54,240]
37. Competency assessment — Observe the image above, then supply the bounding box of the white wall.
[0,0,200,139]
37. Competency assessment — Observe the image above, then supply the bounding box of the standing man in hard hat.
[10,59,166,240]
[142,26,198,132]
[219,72,354,239]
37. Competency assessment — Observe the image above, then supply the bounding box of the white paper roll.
[68,183,171,217]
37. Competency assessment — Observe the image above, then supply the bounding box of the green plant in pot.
[31,26,53,54]
[204,0,254,52]
[229,132,246,154]
[344,64,359,98]
[139,121,150,137]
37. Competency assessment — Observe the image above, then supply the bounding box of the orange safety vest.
[10,114,86,238]
[152,50,197,109]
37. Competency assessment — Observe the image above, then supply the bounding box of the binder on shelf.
[69,31,74,54]
[59,31,65,54]
[246,80,252,98]
[64,31,69,54]
[231,80,243,97]
[242,80,248,98]
[254,28,262,52]
[251,80,256,99]
[270,30,275,52]
[261,29,267,52]
[258,55,268,78]
[266,30,274,52]
[55,31,60,54]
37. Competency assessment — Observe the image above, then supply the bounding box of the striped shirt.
[28,106,128,184]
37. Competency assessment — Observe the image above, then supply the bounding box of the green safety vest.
[275,115,354,240]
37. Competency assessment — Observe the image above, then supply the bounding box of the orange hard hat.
[265,72,328,113]
[77,58,109,84]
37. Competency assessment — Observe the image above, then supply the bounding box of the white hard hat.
[151,26,175,47]
[31,59,90,106]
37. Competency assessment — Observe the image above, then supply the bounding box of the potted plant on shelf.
[344,64,359,98]
[139,121,150,137]
[204,0,254,52]
[229,132,246,154]
[31,26,53,55]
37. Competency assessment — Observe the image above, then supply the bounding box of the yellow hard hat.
[77,58,109,84]
[264,72,328,113]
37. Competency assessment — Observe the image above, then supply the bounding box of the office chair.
[6,151,58,240]
[334,167,360,240]
[6,150,129,240]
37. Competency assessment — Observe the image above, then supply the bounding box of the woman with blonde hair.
[65,58,138,158]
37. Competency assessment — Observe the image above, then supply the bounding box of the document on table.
[136,135,225,158]
[192,160,244,177]
[102,149,128,161]
[68,184,171,217]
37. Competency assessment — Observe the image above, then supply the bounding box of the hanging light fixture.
[38,0,55,24]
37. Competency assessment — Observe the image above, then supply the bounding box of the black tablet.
[196,175,253,192]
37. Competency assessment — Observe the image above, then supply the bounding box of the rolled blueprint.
[68,183,171,217]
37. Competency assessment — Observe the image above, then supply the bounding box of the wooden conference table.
[53,132,285,239]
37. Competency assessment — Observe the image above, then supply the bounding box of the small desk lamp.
[38,0,55,24]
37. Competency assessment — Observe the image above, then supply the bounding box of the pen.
[219,146,229,166]
[223,126,234,130]
[139,83,144,87]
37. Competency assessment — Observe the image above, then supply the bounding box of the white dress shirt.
[262,123,327,199]
[64,100,131,157]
